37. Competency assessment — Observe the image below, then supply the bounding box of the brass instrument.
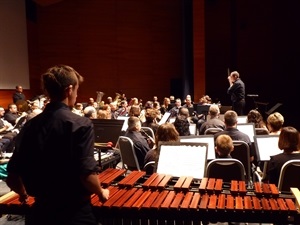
[96,91,105,108]
[112,92,121,106]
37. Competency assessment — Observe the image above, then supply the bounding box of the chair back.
[141,127,155,140]
[205,158,246,182]
[117,136,141,171]
[231,140,252,184]
[143,161,155,175]
[278,159,300,193]
[204,127,223,135]
[255,128,269,135]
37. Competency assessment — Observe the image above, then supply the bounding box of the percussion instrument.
[1,168,300,224]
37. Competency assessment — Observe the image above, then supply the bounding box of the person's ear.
[65,85,73,95]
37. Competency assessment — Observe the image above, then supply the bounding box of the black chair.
[278,159,300,193]
[255,128,269,135]
[230,140,252,187]
[143,161,155,175]
[117,136,141,171]
[204,127,223,135]
[205,158,246,183]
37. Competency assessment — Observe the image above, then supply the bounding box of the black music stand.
[92,119,124,167]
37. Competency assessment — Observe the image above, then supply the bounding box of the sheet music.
[156,145,207,179]
[158,112,171,125]
[255,136,282,161]
[180,137,215,160]
[236,123,255,142]
[117,116,129,131]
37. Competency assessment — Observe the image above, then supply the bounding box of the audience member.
[173,107,190,136]
[247,109,267,129]
[266,112,284,135]
[144,123,179,164]
[125,116,151,169]
[227,71,246,115]
[199,104,225,135]
[264,126,300,185]
[6,64,109,225]
[215,134,234,158]
[214,110,255,162]
[12,85,26,104]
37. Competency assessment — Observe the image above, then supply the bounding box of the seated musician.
[266,112,284,135]
[144,123,179,165]
[214,110,255,162]
[141,108,159,135]
[4,103,27,126]
[125,116,151,169]
[263,126,300,185]
[215,134,234,158]
[199,104,225,135]
[173,107,190,136]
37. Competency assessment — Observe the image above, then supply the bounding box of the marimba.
[1,168,300,225]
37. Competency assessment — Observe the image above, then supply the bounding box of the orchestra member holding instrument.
[125,116,151,169]
[227,71,246,115]
[6,65,109,225]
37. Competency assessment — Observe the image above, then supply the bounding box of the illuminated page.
[255,136,282,161]
[180,137,215,160]
[156,145,207,179]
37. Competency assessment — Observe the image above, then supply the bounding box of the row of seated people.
[0,101,44,156]
[115,105,296,187]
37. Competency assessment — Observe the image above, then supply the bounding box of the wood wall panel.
[193,0,205,102]
[24,0,184,105]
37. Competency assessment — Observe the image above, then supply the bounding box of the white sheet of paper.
[255,136,282,161]
[156,145,207,179]
[180,137,215,160]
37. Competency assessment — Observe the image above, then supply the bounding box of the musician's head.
[15,85,23,93]
[41,65,83,106]
[209,104,220,118]
[215,134,234,157]
[224,110,238,127]
[127,116,141,132]
[230,71,240,81]
[267,112,284,133]
[155,123,179,148]
[278,126,300,153]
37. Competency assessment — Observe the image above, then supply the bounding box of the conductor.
[227,71,245,115]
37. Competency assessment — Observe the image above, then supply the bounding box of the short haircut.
[267,112,284,131]
[127,116,141,131]
[41,65,83,100]
[215,134,233,156]
[209,104,220,117]
[224,110,238,126]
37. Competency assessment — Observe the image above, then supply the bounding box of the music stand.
[254,135,281,162]
[92,119,125,167]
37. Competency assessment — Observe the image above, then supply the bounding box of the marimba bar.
[1,168,299,224]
